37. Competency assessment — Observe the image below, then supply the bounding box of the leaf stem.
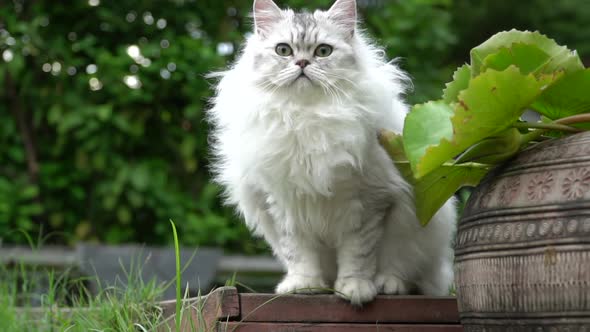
[555,113,590,126]
[520,129,547,145]
[518,113,590,145]
[512,122,583,133]
[394,161,491,169]
[446,162,492,169]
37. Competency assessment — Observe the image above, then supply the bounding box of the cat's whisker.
[318,75,350,103]
[311,71,341,104]
[304,68,341,103]
[256,68,300,91]
[324,71,361,89]
[319,81,341,104]
[327,75,361,91]
[306,68,357,102]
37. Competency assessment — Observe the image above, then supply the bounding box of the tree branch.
[5,70,39,183]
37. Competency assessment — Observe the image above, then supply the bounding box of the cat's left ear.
[253,0,283,37]
[328,0,357,36]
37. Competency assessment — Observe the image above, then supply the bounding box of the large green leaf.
[532,69,590,120]
[413,164,488,225]
[481,43,551,75]
[442,64,471,103]
[471,30,584,77]
[454,128,522,164]
[390,161,488,225]
[406,66,557,178]
[379,130,489,225]
[403,101,454,176]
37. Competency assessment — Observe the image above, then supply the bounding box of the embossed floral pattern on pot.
[498,178,521,206]
[562,168,590,200]
[527,171,554,201]
[478,182,497,209]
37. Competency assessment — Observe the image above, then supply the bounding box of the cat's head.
[249,0,360,95]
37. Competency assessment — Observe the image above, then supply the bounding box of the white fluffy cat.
[208,0,456,305]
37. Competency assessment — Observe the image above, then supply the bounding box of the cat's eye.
[314,44,333,57]
[275,43,293,57]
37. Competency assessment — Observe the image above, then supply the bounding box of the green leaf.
[454,128,522,164]
[413,164,488,225]
[20,185,39,199]
[471,30,584,77]
[532,69,590,120]
[19,203,43,216]
[117,206,132,224]
[406,66,557,178]
[378,130,414,181]
[96,105,113,121]
[442,64,471,103]
[383,157,488,225]
[130,165,149,191]
[481,43,551,75]
[378,130,407,162]
[403,101,454,176]
[380,129,489,225]
[7,54,25,77]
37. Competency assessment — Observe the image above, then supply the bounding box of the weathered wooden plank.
[239,293,460,323]
[159,286,239,331]
[219,322,464,332]
[0,245,78,267]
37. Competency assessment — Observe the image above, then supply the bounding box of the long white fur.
[208,0,456,305]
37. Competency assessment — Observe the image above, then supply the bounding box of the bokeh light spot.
[143,12,154,25]
[157,18,167,29]
[160,69,171,80]
[126,11,137,23]
[124,75,142,89]
[51,62,62,75]
[89,77,103,91]
[2,49,14,62]
[217,42,234,56]
[127,45,141,59]
[86,64,98,75]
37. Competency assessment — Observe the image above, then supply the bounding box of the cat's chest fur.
[242,101,371,199]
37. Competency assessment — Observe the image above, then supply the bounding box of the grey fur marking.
[292,12,318,46]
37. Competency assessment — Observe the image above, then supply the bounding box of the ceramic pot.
[455,131,590,331]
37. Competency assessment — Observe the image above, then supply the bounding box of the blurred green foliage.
[0,0,588,252]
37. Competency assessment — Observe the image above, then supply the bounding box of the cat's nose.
[295,59,310,68]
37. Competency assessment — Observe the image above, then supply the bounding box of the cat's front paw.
[374,273,410,295]
[334,277,377,306]
[276,274,328,294]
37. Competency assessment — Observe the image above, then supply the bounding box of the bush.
[0,0,587,252]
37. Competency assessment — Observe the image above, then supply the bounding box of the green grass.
[0,263,167,331]
[0,223,208,332]
[170,219,183,332]
[0,225,336,332]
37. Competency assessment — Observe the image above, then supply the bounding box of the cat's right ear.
[253,0,282,37]
[328,0,357,37]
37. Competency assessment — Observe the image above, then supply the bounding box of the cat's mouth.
[295,71,311,81]
[289,72,313,87]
